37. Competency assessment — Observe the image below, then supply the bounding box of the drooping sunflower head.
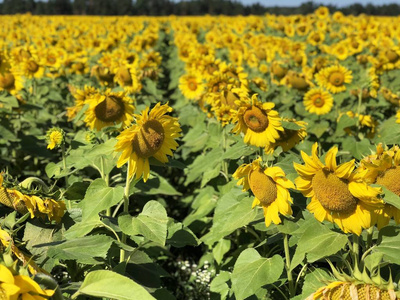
[294,143,383,235]
[264,119,308,154]
[303,88,334,115]
[232,94,284,148]
[114,102,182,182]
[233,157,295,227]
[84,89,135,131]
[315,65,353,94]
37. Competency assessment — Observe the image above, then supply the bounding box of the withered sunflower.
[294,143,383,235]
[114,102,181,182]
[233,158,294,227]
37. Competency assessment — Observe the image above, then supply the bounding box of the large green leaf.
[74,270,155,300]
[342,137,372,160]
[231,249,284,300]
[79,178,124,221]
[47,235,114,264]
[374,226,400,265]
[290,217,348,270]
[292,268,334,300]
[118,201,168,245]
[201,187,257,246]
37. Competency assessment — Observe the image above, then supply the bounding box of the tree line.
[0,0,400,16]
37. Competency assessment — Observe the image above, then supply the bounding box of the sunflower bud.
[46,127,65,150]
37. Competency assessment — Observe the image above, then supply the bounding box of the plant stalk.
[120,161,132,263]
[283,233,295,298]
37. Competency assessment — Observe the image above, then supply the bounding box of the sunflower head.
[315,65,353,94]
[232,94,283,148]
[303,88,334,115]
[233,158,295,227]
[294,143,383,235]
[46,127,65,150]
[84,89,135,131]
[115,102,181,182]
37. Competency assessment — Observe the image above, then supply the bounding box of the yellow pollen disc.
[117,68,132,85]
[132,119,165,158]
[243,106,269,133]
[376,166,400,196]
[312,169,357,213]
[188,79,197,91]
[94,96,125,123]
[328,283,393,300]
[249,169,277,205]
[328,71,345,86]
[311,94,325,107]
[313,34,321,42]
[386,50,399,63]
[0,73,15,89]
[98,67,114,82]
[27,61,39,73]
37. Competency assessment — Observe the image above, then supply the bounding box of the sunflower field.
[2,7,400,300]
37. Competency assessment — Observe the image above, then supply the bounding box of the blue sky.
[240,0,400,7]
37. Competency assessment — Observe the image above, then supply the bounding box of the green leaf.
[377,185,400,210]
[342,137,372,160]
[119,201,168,245]
[79,179,124,221]
[213,239,231,265]
[63,218,102,239]
[282,120,303,130]
[335,114,357,135]
[185,148,223,185]
[290,217,348,270]
[75,270,155,300]
[201,187,257,246]
[374,226,400,265]
[231,249,284,300]
[47,235,114,264]
[222,143,255,160]
[374,116,400,145]
[210,271,231,300]
[166,220,199,248]
[133,173,181,196]
[308,120,329,138]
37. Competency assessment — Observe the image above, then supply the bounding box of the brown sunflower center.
[74,62,85,71]
[290,75,309,90]
[27,61,39,73]
[117,68,132,85]
[243,106,269,132]
[311,94,325,107]
[313,33,321,42]
[188,79,197,91]
[329,71,345,86]
[376,166,400,196]
[132,119,165,158]
[249,169,277,205]
[0,73,15,89]
[386,49,399,63]
[94,96,125,123]
[312,169,357,213]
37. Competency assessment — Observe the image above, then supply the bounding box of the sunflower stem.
[222,125,229,180]
[283,233,295,298]
[100,156,111,216]
[356,88,363,131]
[352,234,360,267]
[120,161,132,263]
[366,226,374,250]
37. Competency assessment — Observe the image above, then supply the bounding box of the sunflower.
[20,58,45,79]
[0,265,20,299]
[84,89,135,131]
[0,70,24,95]
[179,72,205,100]
[308,281,398,300]
[233,158,295,227]
[303,88,333,115]
[46,127,65,150]
[359,145,400,228]
[264,119,307,154]
[66,85,98,121]
[294,143,383,235]
[315,65,353,94]
[114,66,142,94]
[114,102,181,182]
[232,94,283,148]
